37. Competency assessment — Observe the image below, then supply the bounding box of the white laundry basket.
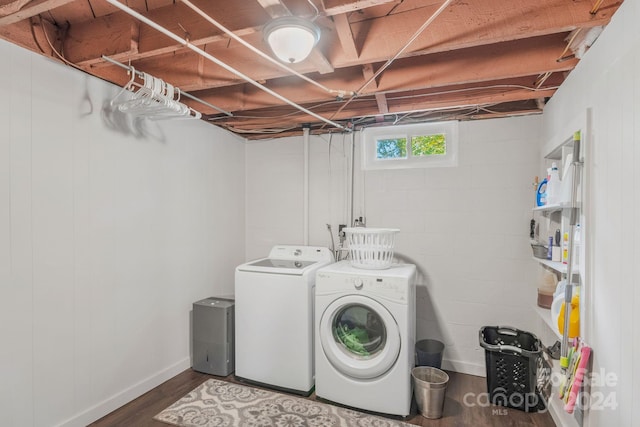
[344,227,399,270]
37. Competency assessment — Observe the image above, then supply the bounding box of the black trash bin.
[479,326,544,412]
[415,339,445,369]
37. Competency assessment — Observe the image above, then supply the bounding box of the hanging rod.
[103,0,347,132]
[101,54,233,117]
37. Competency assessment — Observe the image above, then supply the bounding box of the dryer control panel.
[316,269,415,304]
[353,275,409,302]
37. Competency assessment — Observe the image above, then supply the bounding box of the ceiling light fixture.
[264,16,320,64]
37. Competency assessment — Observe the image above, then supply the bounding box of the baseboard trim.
[57,357,485,426]
[55,357,191,427]
[441,359,486,377]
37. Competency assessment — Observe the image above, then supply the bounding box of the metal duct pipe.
[104,0,347,131]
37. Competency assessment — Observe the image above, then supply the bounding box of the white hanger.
[110,68,202,120]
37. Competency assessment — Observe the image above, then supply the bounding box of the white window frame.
[362,121,459,170]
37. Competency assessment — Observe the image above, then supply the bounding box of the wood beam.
[307,48,334,74]
[0,0,75,27]
[332,13,358,58]
[321,0,401,16]
[66,15,140,66]
[384,86,555,114]
[255,0,291,18]
[65,0,268,65]
[64,0,616,86]
[0,15,61,57]
[0,0,30,17]
[361,63,388,114]
[190,68,563,117]
[374,93,389,114]
[69,0,334,74]
[369,33,577,94]
[0,19,40,51]
[210,84,555,132]
[110,33,572,109]
[333,0,619,67]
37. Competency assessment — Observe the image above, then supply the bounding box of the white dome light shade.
[264,17,321,63]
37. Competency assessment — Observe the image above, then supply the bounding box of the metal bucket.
[412,366,449,419]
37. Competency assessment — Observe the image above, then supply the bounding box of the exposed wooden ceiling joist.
[0,0,623,139]
[332,13,358,58]
[362,63,388,115]
[211,84,556,131]
[112,33,573,112]
[63,0,613,70]
[0,0,75,26]
[321,0,401,16]
[256,0,292,18]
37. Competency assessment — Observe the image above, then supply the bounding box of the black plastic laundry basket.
[479,326,544,412]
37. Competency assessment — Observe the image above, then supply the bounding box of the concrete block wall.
[0,39,246,426]
[244,115,542,375]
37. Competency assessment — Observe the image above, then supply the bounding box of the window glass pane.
[411,134,446,156]
[362,121,457,170]
[376,138,407,159]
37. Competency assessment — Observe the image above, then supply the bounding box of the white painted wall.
[245,133,352,260]
[541,1,640,425]
[0,39,245,426]
[3,0,635,424]
[245,116,542,375]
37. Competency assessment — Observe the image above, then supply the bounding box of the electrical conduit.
[104,0,347,131]
[348,131,355,227]
[303,127,310,245]
[179,0,354,99]
[324,0,455,126]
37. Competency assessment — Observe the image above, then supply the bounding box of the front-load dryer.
[315,261,416,416]
[235,245,334,395]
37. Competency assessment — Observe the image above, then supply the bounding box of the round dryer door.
[319,294,401,379]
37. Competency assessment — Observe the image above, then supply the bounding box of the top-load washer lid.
[236,245,334,276]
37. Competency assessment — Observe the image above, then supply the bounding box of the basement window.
[362,121,458,170]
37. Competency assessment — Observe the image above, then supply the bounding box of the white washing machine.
[235,245,334,395]
[315,261,416,416]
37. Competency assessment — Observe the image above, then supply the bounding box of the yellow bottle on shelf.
[562,231,569,264]
[557,294,580,337]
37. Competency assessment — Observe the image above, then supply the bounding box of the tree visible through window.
[411,134,446,156]
[363,121,458,170]
[376,138,407,159]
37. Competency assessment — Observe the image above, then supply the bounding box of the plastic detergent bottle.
[546,162,560,205]
[536,177,548,206]
[562,232,569,264]
[572,224,582,269]
[557,293,580,338]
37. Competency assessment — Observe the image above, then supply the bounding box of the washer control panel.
[268,245,334,261]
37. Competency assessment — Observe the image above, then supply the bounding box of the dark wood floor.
[89,369,556,427]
